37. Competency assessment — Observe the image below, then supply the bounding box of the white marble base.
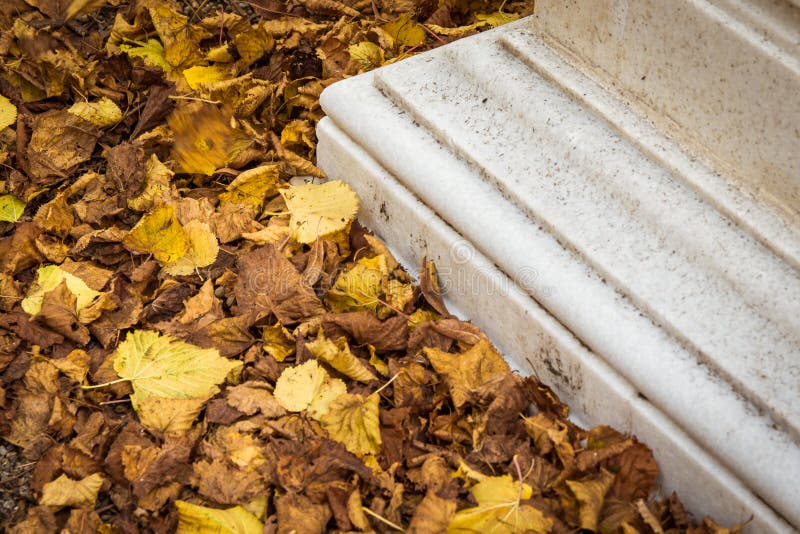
[317,16,799,533]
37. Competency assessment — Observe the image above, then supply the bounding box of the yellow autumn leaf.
[475,11,521,28]
[183,65,230,90]
[273,359,347,420]
[261,323,295,362]
[122,205,189,264]
[133,395,208,436]
[119,39,171,72]
[566,469,616,531]
[280,119,315,150]
[348,41,385,72]
[176,500,263,534]
[219,164,280,209]
[448,474,552,534]
[425,23,481,37]
[128,154,174,212]
[383,14,426,49]
[22,265,102,316]
[163,220,219,276]
[279,180,359,244]
[39,473,105,509]
[306,330,377,383]
[68,97,123,127]
[326,255,388,312]
[169,103,250,175]
[0,194,25,222]
[423,339,510,408]
[109,330,242,403]
[368,346,389,377]
[321,392,381,457]
[0,94,17,132]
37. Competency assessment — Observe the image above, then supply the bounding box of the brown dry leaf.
[408,491,457,533]
[275,492,332,534]
[225,381,286,417]
[39,473,104,509]
[26,110,99,181]
[133,396,208,436]
[423,339,510,408]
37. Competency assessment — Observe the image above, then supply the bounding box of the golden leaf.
[0,94,17,132]
[68,97,122,127]
[163,220,219,276]
[280,180,359,244]
[566,469,616,531]
[175,501,263,534]
[475,11,521,28]
[133,396,208,436]
[40,473,105,509]
[423,340,510,408]
[273,359,347,419]
[0,194,25,223]
[169,103,250,175]
[348,41,385,72]
[383,14,426,49]
[306,330,377,383]
[219,164,280,209]
[326,255,388,313]
[320,392,381,457]
[122,205,189,264]
[183,65,230,90]
[424,23,480,37]
[110,330,243,402]
[448,475,552,534]
[261,323,296,362]
[119,39,172,72]
[21,265,102,316]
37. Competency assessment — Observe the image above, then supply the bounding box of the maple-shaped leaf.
[175,500,263,534]
[306,330,377,383]
[566,469,616,531]
[219,165,280,209]
[168,103,250,175]
[423,339,510,408]
[280,180,359,244]
[163,220,219,276]
[68,97,122,127]
[273,359,347,419]
[326,255,388,313]
[0,194,25,223]
[122,205,189,264]
[109,330,242,402]
[120,39,172,72]
[39,473,105,509]
[21,265,102,316]
[0,94,17,132]
[448,475,552,534]
[321,392,381,457]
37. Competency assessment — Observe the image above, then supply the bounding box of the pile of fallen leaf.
[0,0,741,532]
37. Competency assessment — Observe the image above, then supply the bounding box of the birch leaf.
[111,329,242,400]
[68,97,123,127]
[175,501,263,534]
[0,194,26,222]
[0,95,17,132]
[320,392,381,457]
[280,180,359,244]
[326,255,388,313]
[22,265,102,316]
[163,220,219,276]
[219,165,280,209]
[122,205,189,263]
[120,39,171,72]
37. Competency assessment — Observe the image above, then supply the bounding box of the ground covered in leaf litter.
[0,0,742,532]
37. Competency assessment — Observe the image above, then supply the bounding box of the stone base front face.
[317,13,800,533]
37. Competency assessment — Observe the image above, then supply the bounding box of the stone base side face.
[533,0,800,217]
[317,14,800,533]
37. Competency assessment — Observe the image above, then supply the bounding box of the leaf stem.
[81,377,129,390]
[361,506,403,531]
[373,372,399,397]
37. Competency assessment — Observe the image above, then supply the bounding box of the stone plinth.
[317,2,800,531]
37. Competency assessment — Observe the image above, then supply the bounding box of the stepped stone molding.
[317,4,800,532]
